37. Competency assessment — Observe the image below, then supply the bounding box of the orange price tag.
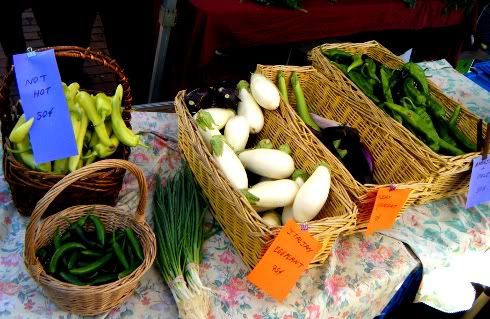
[366,187,411,236]
[247,220,321,302]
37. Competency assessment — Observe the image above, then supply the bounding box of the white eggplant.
[244,179,299,208]
[293,165,331,223]
[202,108,236,129]
[262,210,282,227]
[210,135,248,190]
[250,73,280,110]
[281,170,309,224]
[238,149,295,179]
[237,80,264,133]
[194,111,221,150]
[224,115,249,152]
[281,205,294,225]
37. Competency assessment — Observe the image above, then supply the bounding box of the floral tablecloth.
[0,60,488,318]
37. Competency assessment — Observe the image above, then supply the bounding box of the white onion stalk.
[250,73,281,110]
[238,148,295,179]
[237,80,264,133]
[224,115,249,152]
[293,164,331,223]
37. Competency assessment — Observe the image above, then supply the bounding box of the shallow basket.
[310,41,487,205]
[0,46,132,216]
[256,65,428,230]
[176,90,358,269]
[24,159,156,316]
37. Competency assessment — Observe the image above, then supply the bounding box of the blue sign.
[13,49,77,164]
[466,156,490,208]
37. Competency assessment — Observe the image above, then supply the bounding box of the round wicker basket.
[24,159,156,316]
[0,46,132,216]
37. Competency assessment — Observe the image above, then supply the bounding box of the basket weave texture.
[175,90,358,269]
[256,65,428,230]
[310,41,487,205]
[0,46,132,216]
[24,159,156,316]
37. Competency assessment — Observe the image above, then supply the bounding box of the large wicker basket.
[0,46,132,216]
[310,41,487,204]
[256,65,428,230]
[175,90,357,269]
[24,159,156,316]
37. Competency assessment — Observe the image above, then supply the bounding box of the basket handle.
[25,159,147,264]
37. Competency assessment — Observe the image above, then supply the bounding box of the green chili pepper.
[331,61,348,74]
[48,242,86,273]
[322,48,353,65]
[68,108,89,172]
[95,93,112,122]
[36,247,48,260]
[439,139,465,156]
[403,62,429,95]
[117,267,136,280]
[434,118,457,146]
[86,136,119,160]
[87,214,105,246]
[347,54,363,73]
[403,78,427,106]
[69,253,113,276]
[384,102,440,152]
[53,227,62,250]
[112,231,129,270]
[9,117,34,144]
[59,271,85,286]
[380,66,394,103]
[77,91,113,147]
[111,85,146,148]
[427,96,446,120]
[277,71,288,104]
[363,58,380,83]
[89,273,118,286]
[67,251,80,269]
[449,105,461,128]
[61,231,71,243]
[80,250,104,258]
[291,72,321,131]
[346,70,381,104]
[125,228,144,261]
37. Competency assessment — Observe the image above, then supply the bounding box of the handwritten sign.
[13,49,77,164]
[247,220,320,302]
[466,156,490,208]
[366,187,411,236]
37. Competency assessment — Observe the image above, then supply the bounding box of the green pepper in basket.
[362,58,380,83]
[403,78,427,107]
[447,106,477,152]
[384,102,440,152]
[403,62,429,95]
[347,54,363,73]
[380,66,394,103]
[322,48,353,65]
[346,70,381,104]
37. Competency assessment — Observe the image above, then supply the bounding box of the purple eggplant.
[184,83,240,115]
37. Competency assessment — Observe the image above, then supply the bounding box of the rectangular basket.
[175,90,358,269]
[310,41,487,205]
[256,65,428,230]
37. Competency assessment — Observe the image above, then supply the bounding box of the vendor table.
[1,61,489,318]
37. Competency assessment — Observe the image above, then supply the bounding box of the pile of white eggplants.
[192,73,332,227]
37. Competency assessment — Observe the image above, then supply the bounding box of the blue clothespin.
[26,47,36,58]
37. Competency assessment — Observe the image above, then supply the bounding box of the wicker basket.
[0,46,132,216]
[175,91,357,269]
[24,159,156,316]
[256,65,429,230]
[310,41,487,205]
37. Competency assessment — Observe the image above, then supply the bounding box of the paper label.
[366,187,411,236]
[247,220,321,302]
[466,156,490,208]
[13,49,77,164]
